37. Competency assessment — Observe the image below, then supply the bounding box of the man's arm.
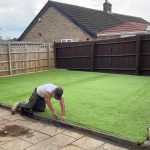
[59,98,65,122]
[45,92,57,118]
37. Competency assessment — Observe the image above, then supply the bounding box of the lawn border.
[0,103,148,149]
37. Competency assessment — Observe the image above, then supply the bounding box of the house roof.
[19,0,149,40]
[98,22,150,35]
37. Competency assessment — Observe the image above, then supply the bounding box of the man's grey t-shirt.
[37,83,57,98]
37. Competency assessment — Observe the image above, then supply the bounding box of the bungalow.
[97,22,150,39]
[19,0,149,42]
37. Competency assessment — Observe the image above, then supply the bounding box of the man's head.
[54,87,63,100]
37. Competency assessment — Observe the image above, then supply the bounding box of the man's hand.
[52,111,58,119]
[59,98,65,122]
[61,116,66,122]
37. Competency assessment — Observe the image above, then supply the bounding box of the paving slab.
[1,114,26,121]
[0,107,130,150]
[20,131,49,144]
[0,142,4,146]
[0,112,10,118]
[73,136,105,150]
[5,119,32,127]
[101,143,128,150]
[0,108,10,113]
[25,138,60,150]
[62,129,84,139]
[45,133,76,147]
[0,136,16,146]
[40,125,65,136]
[0,139,32,150]
[26,122,48,131]
[0,137,15,143]
[22,117,38,123]
[0,118,10,125]
[60,145,85,150]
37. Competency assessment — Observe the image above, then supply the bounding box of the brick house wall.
[21,7,94,43]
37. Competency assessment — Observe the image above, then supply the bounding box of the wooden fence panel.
[55,34,150,76]
[95,37,137,74]
[140,35,150,75]
[0,42,54,76]
[55,42,93,70]
[0,43,9,76]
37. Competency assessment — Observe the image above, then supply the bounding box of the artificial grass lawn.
[0,70,150,142]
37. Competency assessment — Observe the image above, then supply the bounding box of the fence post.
[8,43,12,75]
[90,41,95,71]
[53,42,57,68]
[25,44,27,73]
[135,36,142,75]
[47,43,51,69]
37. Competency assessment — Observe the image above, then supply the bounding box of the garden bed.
[0,69,150,142]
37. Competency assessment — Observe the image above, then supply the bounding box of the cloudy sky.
[0,0,150,39]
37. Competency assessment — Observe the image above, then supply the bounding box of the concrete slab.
[22,117,38,123]
[0,118,10,125]
[0,139,32,150]
[40,125,65,136]
[101,143,128,150]
[0,136,15,143]
[20,131,49,144]
[5,119,32,127]
[60,145,84,150]
[0,136,16,146]
[0,109,10,114]
[45,133,76,147]
[0,107,130,150]
[1,114,26,121]
[73,136,104,150]
[26,122,48,131]
[62,129,84,139]
[0,112,10,117]
[25,138,59,150]
[95,148,106,150]
[0,142,4,146]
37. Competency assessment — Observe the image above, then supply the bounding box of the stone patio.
[0,107,128,150]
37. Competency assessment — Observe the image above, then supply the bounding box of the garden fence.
[55,34,150,75]
[0,42,54,76]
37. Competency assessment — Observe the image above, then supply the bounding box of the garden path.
[0,107,128,150]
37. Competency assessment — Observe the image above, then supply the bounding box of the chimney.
[103,0,112,13]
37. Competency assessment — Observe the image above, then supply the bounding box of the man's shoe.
[11,102,19,115]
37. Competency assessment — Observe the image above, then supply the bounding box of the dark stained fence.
[140,35,150,75]
[94,37,137,74]
[55,41,94,71]
[55,34,150,76]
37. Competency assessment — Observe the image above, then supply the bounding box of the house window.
[61,39,73,43]
[146,26,150,31]
[121,34,135,38]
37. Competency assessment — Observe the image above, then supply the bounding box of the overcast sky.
[0,0,150,39]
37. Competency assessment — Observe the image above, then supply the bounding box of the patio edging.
[0,103,148,150]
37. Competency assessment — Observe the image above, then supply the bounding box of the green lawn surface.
[0,69,150,142]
